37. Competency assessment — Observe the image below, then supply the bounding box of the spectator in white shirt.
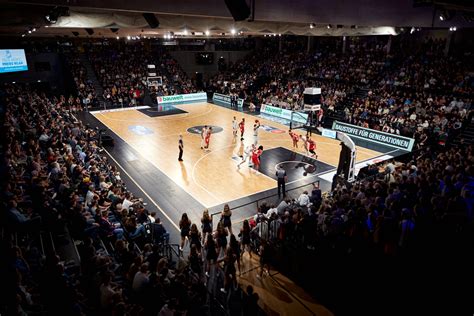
[297,191,311,208]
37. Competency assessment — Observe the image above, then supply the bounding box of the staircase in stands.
[78,53,105,110]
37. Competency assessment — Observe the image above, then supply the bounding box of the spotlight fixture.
[127,35,131,40]
[116,36,119,40]
[45,6,69,25]
[449,26,457,31]
[327,24,331,29]
[28,30,32,34]
[21,34,25,37]
[278,33,281,36]
[309,23,315,29]
[410,27,415,34]
[230,28,236,35]
[439,10,453,22]
[205,30,210,36]
[183,29,188,35]
[32,28,36,32]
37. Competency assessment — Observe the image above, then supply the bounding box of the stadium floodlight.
[310,23,315,29]
[205,30,210,36]
[439,10,453,22]
[231,28,236,35]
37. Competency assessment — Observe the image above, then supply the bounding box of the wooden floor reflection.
[237,253,333,316]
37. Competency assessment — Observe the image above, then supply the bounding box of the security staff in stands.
[276,165,287,198]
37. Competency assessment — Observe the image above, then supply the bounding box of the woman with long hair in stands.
[215,221,228,259]
[221,203,233,235]
[179,213,191,251]
[239,219,252,259]
[229,234,241,276]
[189,223,202,254]
[201,209,212,244]
[204,233,217,277]
[221,246,237,293]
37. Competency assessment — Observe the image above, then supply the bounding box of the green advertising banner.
[157,92,207,104]
[260,104,308,124]
[332,121,415,151]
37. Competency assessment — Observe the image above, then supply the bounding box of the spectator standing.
[221,204,233,235]
[276,165,287,199]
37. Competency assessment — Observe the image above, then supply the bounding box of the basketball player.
[237,137,245,158]
[178,134,184,162]
[200,125,208,149]
[232,116,238,138]
[289,129,299,150]
[300,134,309,156]
[204,127,212,149]
[239,118,245,137]
[251,145,263,172]
[253,119,260,145]
[307,136,318,159]
[237,142,255,170]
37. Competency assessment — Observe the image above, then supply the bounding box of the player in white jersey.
[232,116,238,138]
[253,119,261,145]
[300,134,309,156]
[237,143,255,169]
[200,125,208,149]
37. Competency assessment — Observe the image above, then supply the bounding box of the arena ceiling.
[1,0,473,38]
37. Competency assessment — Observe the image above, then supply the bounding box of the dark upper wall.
[0,52,68,94]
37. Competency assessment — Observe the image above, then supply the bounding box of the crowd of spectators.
[85,43,197,106]
[251,144,473,253]
[209,37,472,140]
[246,144,473,313]
[1,83,261,315]
[67,53,99,107]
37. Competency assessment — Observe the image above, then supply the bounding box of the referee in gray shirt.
[276,165,287,198]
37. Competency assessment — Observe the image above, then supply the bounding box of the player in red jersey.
[251,145,263,172]
[204,127,212,149]
[239,118,245,137]
[288,129,299,150]
[307,137,317,159]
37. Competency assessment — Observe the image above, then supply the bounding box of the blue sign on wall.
[0,49,28,73]
[128,125,154,136]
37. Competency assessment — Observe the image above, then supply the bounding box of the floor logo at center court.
[187,125,224,134]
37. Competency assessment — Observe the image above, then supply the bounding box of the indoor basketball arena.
[1,1,473,315]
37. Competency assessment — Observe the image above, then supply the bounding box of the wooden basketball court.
[92,102,382,208]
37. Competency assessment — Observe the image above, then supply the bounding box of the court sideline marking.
[101,147,181,232]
